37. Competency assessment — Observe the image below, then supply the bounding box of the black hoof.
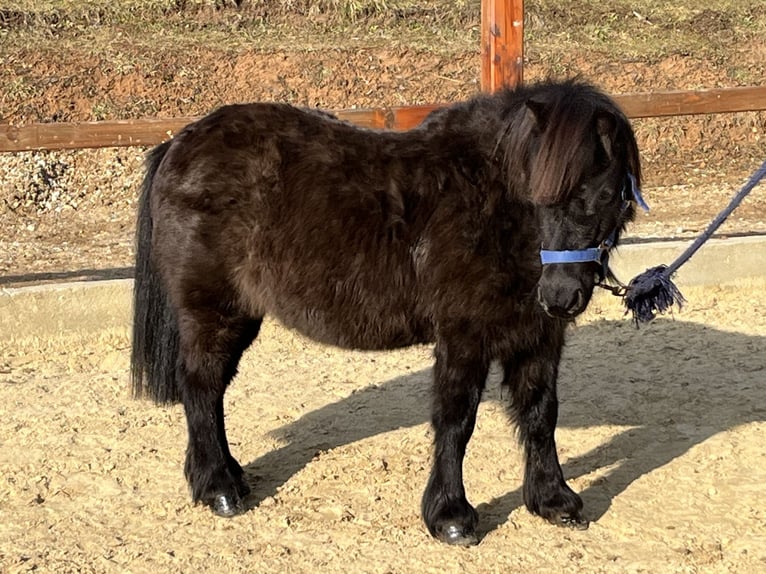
[549,512,589,530]
[436,524,479,546]
[211,493,246,517]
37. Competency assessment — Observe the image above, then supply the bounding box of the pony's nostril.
[567,290,584,313]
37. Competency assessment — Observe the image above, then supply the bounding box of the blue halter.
[540,173,649,271]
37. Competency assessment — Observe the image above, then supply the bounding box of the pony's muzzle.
[537,284,586,318]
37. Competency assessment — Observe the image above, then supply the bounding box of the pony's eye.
[578,188,600,216]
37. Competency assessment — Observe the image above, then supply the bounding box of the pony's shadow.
[241,319,766,539]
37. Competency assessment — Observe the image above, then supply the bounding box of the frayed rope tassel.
[622,158,766,325]
[624,265,686,324]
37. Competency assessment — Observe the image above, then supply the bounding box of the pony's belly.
[237,242,431,350]
[269,299,433,351]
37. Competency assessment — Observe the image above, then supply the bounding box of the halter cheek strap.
[628,172,650,212]
[539,172,649,267]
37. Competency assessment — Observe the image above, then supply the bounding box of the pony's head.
[503,81,642,319]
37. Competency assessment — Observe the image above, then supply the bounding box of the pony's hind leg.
[503,347,588,530]
[422,337,488,546]
[176,307,262,516]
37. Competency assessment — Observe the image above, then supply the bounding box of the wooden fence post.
[481,0,524,92]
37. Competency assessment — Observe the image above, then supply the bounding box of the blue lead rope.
[624,159,766,324]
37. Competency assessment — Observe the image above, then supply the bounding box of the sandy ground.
[1,280,765,573]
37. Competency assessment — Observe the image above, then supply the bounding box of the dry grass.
[526,0,765,70]
[0,1,479,61]
[2,1,764,83]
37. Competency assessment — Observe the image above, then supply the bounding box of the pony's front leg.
[504,348,588,530]
[422,339,488,546]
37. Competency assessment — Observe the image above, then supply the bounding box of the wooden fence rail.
[2,85,765,153]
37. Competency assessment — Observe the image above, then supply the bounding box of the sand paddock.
[1,281,765,573]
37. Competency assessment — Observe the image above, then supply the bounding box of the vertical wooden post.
[481,0,524,92]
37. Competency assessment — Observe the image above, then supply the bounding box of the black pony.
[131,79,641,546]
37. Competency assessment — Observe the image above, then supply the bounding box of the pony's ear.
[525,97,552,131]
[595,111,617,161]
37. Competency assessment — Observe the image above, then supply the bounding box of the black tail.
[130,140,180,404]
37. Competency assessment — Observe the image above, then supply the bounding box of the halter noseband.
[539,173,648,278]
